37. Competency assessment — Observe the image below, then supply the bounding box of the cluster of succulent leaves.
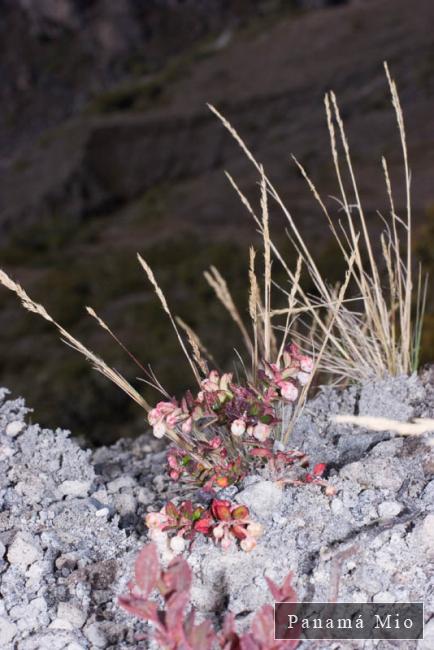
[148,344,320,492]
[166,440,331,493]
[119,543,300,650]
[146,498,263,553]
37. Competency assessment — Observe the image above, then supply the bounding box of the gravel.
[0,372,433,649]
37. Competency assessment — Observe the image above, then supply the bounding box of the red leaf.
[249,448,273,458]
[231,524,248,540]
[211,499,232,521]
[313,463,326,477]
[118,596,159,624]
[231,505,249,520]
[165,501,179,519]
[194,517,213,535]
[264,576,282,602]
[278,572,298,603]
[134,543,159,598]
[165,590,190,632]
[265,571,297,603]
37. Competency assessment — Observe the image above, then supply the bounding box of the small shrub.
[146,497,263,553]
[119,542,299,649]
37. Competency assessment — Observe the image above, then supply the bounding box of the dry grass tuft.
[209,62,427,384]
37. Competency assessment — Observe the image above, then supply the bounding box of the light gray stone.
[58,480,92,498]
[378,500,402,520]
[7,533,42,568]
[0,617,17,645]
[56,603,86,629]
[235,480,283,519]
[83,622,107,648]
[5,420,25,437]
[107,476,136,493]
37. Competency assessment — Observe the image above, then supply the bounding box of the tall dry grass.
[208,62,427,386]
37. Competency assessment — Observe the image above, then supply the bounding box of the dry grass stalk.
[176,316,215,375]
[204,265,254,356]
[0,270,152,414]
[248,246,260,378]
[332,414,434,437]
[260,165,275,362]
[282,247,357,443]
[137,254,202,386]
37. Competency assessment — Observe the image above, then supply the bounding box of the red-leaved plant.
[119,542,299,649]
[146,498,263,553]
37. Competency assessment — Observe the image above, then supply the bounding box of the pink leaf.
[265,576,283,602]
[134,543,159,598]
[188,620,216,650]
[250,604,275,647]
[118,596,159,625]
[164,556,192,595]
[166,590,190,633]
[266,572,297,603]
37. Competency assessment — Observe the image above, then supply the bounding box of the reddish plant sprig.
[119,542,300,650]
[146,498,263,553]
[148,344,313,447]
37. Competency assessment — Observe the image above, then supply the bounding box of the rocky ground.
[0,371,433,649]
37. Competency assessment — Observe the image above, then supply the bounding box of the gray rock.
[106,476,136,493]
[58,480,92,498]
[235,480,283,519]
[56,602,87,629]
[7,533,42,568]
[83,622,107,647]
[5,421,25,437]
[378,500,403,520]
[0,617,16,645]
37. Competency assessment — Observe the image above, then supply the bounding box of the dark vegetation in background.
[0,0,433,445]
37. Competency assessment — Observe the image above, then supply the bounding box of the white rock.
[66,643,86,650]
[378,501,402,520]
[0,617,17,645]
[136,486,155,505]
[331,498,344,515]
[0,541,5,558]
[26,561,44,582]
[57,602,86,628]
[373,590,395,603]
[95,507,109,518]
[91,489,109,504]
[49,618,74,630]
[7,532,42,568]
[107,476,136,493]
[84,622,107,648]
[235,480,283,519]
[58,480,92,498]
[5,420,25,437]
[113,493,136,516]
